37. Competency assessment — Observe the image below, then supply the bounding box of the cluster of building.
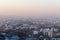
[0,17,60,40]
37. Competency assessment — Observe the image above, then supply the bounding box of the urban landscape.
[0,16,60,40]
[0,0,60,40]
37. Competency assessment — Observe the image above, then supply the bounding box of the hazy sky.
[0,0,60,17]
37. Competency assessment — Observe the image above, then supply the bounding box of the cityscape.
[0,16,60,40]
[0,0,60,40]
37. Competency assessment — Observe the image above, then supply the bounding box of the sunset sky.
[0,0,60,18]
